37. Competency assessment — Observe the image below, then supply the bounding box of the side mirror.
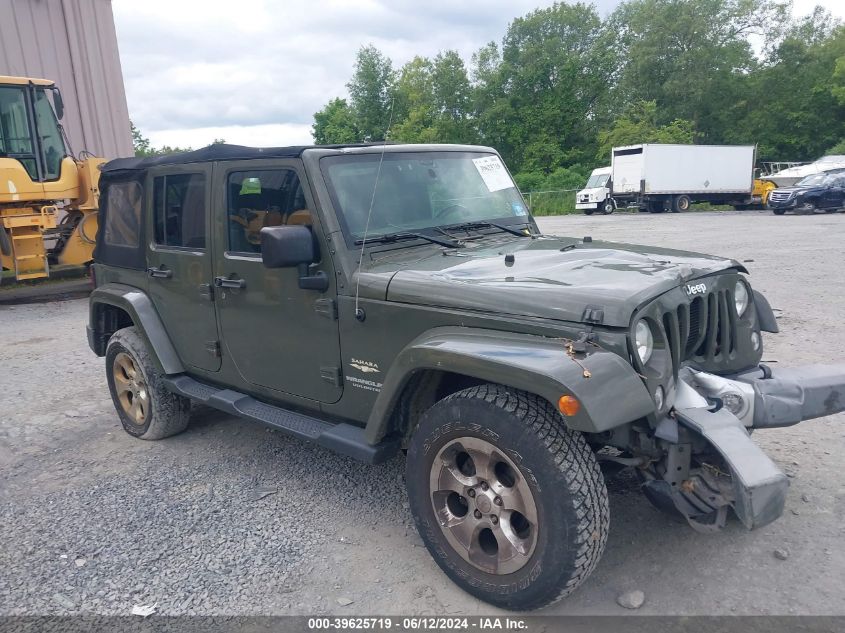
[261,225,315,268]
[52,88,64,120]
[260,225,329,291]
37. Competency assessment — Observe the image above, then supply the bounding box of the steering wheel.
[434,203,469,221]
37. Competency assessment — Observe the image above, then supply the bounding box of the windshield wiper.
[444,220,534,237]
[355,231,462,248]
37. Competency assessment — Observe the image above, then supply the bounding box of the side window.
[153,173,206,249]
[103,181,143,248]
[227,169,307,254]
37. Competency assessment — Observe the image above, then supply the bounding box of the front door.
[211,160,342,403]
[145,164,221,372]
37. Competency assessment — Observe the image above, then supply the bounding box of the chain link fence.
[522,189,580,216]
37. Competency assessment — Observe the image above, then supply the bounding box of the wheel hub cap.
[429,436,538,575]
[113,352,149,425]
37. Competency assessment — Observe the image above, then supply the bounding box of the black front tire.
[105,326,191,440]
[583,208,594,215]
[772,208,786,215]
[602,200,615,214]
[405,385,609,611]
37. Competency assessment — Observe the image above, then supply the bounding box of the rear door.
[145,164,221,372]
[210,159,343,403]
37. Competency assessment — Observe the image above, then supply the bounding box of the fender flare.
[364,327,655,443]
[88,283,184,374]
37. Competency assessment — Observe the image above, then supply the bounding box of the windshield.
[584,172,609,188]
[796,173,836,187]
[322,151,530,241]
[0,85,37,179]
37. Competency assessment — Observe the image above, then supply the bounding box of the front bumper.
[650,363,845,530]
[575,202,599,209]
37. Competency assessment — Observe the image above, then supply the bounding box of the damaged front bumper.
[644,363,845,531]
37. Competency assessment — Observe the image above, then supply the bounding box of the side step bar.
[162,374,399,464]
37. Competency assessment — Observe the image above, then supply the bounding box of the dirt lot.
[1,210,843,616]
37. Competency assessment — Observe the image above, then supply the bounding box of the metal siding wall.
[0,0,133,158]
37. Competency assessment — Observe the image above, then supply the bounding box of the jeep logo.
[685,282,707,296]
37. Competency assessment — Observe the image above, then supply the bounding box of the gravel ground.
[0,210,843,616]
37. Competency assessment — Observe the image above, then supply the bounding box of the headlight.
[734,281,749,316]
[634,320,654,364]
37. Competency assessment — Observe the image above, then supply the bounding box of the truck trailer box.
[611,144,755,195]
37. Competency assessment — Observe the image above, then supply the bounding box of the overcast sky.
[112,0,843,150]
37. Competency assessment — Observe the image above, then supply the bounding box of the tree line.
[312,0,845,193]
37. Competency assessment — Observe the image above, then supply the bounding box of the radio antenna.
[354,96,395,322]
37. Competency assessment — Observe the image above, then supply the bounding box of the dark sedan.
[768,171,845,214]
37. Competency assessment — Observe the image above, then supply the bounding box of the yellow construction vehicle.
[0,75,103,282]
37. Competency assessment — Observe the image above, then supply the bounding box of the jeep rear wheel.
[405,384,609,610]
[106,326,191,440]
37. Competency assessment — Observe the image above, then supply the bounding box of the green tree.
[130,120,151,157]
[472,2,618,172]
[312,98,359,144]
[727,17,845,160]
[596,101,696,161]
[129,121,196,157]
[347,45,396,141]
[610,0,787,141]
[391,56,437,143]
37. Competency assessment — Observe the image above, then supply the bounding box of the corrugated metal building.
[0,0,133,159]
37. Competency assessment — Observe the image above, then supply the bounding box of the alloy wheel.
[113,352,149,425]
[429,436,538,575]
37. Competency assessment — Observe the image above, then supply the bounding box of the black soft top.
[100,142,387,174]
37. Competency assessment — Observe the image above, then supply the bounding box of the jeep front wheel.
[105,326,191,440]
[405,385,609,610]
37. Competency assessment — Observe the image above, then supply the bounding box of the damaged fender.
[364,326,655,443]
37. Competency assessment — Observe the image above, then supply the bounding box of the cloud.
[114,0,591,146]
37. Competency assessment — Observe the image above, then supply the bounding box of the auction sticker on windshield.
[472,155,513,192]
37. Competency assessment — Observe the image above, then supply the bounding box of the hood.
[576,187,608,197]
[375,236,743,327]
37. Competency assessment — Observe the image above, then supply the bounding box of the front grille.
[768,190,792,203]
[662,289,737,372]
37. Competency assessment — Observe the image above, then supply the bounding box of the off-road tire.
[105,326,190,440]
[405,384,609,611]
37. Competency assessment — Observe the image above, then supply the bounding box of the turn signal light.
[558,395,581,416]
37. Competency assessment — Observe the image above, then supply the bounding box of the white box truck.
[609,144,756,213]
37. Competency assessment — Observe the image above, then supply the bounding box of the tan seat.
[286,209,312,226]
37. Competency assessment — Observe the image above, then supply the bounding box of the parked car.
[767,170,845,214]
[87,143,845,610]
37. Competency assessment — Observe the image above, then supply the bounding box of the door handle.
[147,266,172,279]
[214,276,246,289]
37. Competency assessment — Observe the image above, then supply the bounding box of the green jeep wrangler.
[88,143,845,610]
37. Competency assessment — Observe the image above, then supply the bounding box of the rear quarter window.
[103,181,142,248]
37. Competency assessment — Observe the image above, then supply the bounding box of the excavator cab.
[0,76,102,281]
